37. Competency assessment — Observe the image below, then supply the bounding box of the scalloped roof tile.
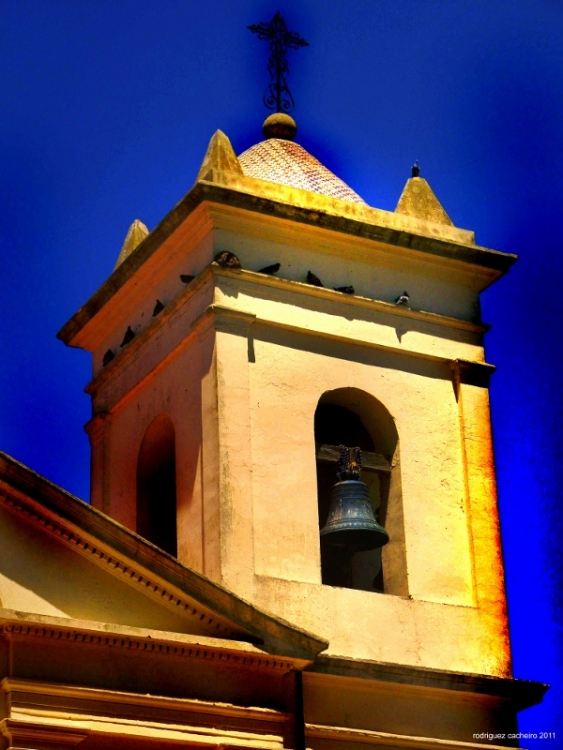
[238,138,365,204]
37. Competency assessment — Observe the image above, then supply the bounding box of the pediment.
[0,452,327,661]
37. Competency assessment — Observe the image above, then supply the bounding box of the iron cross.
[248,11,309,113]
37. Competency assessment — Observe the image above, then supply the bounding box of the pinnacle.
[395,174,453,226]
[114,219,149,269]
[196,130,243,182]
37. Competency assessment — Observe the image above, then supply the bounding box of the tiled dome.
[238,138,365,204]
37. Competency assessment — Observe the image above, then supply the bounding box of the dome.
[238,138,365,204]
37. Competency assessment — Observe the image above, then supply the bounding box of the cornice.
[305,722,510,750]
[84,265,489,403]
[0,615,298,672]
[307,655,548,711]
[84,267,215,393]
[1,677,289,749]
[0,488,239,638]
[57,179,515,349]
[57,199,213,348]
[2,677,291,719]
[214,267,489,334]
[196,182,514,272]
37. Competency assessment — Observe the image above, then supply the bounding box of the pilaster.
[197,305,257,594]
[84,412,111,514]
[451,360,511,676]
[214,306,257,596]
[197,312,221,583]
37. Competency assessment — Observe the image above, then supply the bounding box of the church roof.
[238,137,366,204]
[0,451,328,661]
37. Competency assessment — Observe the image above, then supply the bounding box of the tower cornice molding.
[83,268,493,413]
[58,180,515,351]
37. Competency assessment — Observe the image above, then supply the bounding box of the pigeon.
[214,251,241,269]
[258,262,281,275]
[334,285,355,295]
[411,160,420,178]
[120,326,135,347]
[102,349,115,367]
[180,274,195,284]
[152,299,164,317]
[307,270,324,287]
[395,291,410,306]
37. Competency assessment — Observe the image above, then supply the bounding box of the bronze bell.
[320,446,389,552]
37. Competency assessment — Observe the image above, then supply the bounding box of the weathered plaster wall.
[100,341,206,574]
[207,280,508,676]
[215,229,482,322]
[248,331,472,604]
[82,218,509,678]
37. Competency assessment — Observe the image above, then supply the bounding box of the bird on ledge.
[307,270,324,287]
[214,251,241,269]
[258,262,281,275]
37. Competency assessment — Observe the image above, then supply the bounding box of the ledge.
[57,180,516,347]
[0,611,299,671]
[305,722,513,749]
[307,655,548,711]
[84,265,491,401]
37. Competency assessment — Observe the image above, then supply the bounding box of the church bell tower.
[58,17,544,746]
[59,112,513,669]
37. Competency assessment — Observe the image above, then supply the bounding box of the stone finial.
[263,112,297,141]
[395,175,453,226]
[114,219,149,269]
[196,130,243,182]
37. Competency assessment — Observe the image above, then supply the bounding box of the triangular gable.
[0,452,327,660]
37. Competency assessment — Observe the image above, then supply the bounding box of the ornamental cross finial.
[248,11,309,114]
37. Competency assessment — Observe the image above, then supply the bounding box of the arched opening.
[315,388,401,594]
[136,415,177,556]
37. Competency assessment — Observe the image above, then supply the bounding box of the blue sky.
[0,1,561,740]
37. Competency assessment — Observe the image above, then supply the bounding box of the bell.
[320,446,389,552]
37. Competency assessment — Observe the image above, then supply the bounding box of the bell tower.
[59,119,516,680]
[56,14,549,742]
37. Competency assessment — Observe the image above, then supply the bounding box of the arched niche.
[136,414,177,557]
[314,388,407,596]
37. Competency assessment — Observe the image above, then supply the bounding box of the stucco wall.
[83,221,509,678]
[0,506,202,633]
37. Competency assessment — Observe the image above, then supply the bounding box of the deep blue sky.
[1,1,561,741]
